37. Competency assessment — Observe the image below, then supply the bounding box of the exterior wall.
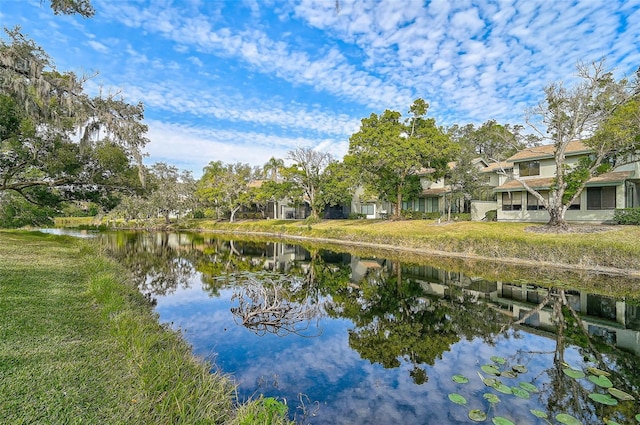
[471,201,498,221]
[420,177,445,190]
[496,184,626,224]
[350,187,392,219]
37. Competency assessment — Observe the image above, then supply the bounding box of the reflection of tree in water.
[104,232,196,297]
[329,261,506,384]
[230,275,324,337]
[508,288,640,424]
[196,240,269,297]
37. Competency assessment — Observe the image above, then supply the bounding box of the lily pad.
[586,367,611,377]
[519,382,539,393]
[512,365,527,374]
[448,393,467,405]
[501,370,517,379]
[491,356,506,365]
[604,419,622,425]
[469,409,487,422]
[530,409,548,419]
[562,368,586,379]
[493,383,513,395]
[483,378,500,387]
[588,393,618,406]
[636,413,640,422]
[483,393,500,404]
[608,387,636,401]
[556,413,583,425]
[511,386,530,399]
[452,374,469,384]
[481,365,501,376]
[588,374,613,388]
[492,416,515,425]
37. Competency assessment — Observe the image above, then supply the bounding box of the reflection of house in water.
[396,263,640,356]
[263,243,311,273]
[402,264,498,299]
[492,282,640,356]
[350,258,385,283]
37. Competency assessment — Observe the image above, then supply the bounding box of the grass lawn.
[0,230,290,424]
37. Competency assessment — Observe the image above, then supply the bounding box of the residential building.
[474,141,640,223]
[352,159,490,219]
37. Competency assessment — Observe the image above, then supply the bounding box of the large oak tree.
[345,99,458,218]
[0,28,148,215]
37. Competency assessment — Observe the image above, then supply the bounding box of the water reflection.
[99,231,640,425]
[230,274,324,337]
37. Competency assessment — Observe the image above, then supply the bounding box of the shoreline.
[189,228,640,278]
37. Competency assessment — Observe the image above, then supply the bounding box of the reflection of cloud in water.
[233,327,359,391]
[152,273,223,308]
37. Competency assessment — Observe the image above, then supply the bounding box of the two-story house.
[485,141,640,223]
[352,159,489,219]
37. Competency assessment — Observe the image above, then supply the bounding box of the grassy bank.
[0,231,290,424]
[172,219,640,274]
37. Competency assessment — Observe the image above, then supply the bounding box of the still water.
[93,231,639,424]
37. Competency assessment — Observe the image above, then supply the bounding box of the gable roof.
[481,161,513,173]
[507,141,591,162]
[494,171,633,192]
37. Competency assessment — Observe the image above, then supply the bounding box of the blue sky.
[1,0,639,177]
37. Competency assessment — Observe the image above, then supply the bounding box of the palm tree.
[263,157,285,218]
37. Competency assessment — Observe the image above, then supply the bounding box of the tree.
[516,61,640,227]
[346,99,458,218]
[0,29,148,217]
[262,157,285,218]
[449,120,535,162]
[283,147,333,219]
[196,161,256,222]
[146,163,196,224]
[444,151,483,220]
[45,0,95,17]
[317,161,356,217]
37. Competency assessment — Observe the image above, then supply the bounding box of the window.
[519,161,540,177]
[587,187,616,210]
[360,203,375,215]
[502,192,522,211]
[527,191,548,210]
[568,195,581,210]
[418,198,426,212]
[426,197,439,213]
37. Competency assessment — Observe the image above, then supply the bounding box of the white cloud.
[144,120,347,176]
[9,0,637,173]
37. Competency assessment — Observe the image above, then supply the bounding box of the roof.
[506,141,591,162]
[247,179,265,188]
[417,158,488,176]
[481,161,513,173]
[494,171,633,192]
[422,188,449,196]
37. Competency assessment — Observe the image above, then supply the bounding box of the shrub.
[614,208,640,225]
[484,210,497,222]
[348,212,366,219]
[400,210,440,220]
[451,213,471,221]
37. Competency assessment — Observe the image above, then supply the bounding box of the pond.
[90,231,640,424]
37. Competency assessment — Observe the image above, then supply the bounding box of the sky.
[1,0,639,177]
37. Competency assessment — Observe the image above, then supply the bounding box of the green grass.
[174,219,640,273]
[0,231,291,425]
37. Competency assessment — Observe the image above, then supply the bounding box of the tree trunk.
[396,189,402,218]
[230,206,240,222]
[546,206,568,228]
